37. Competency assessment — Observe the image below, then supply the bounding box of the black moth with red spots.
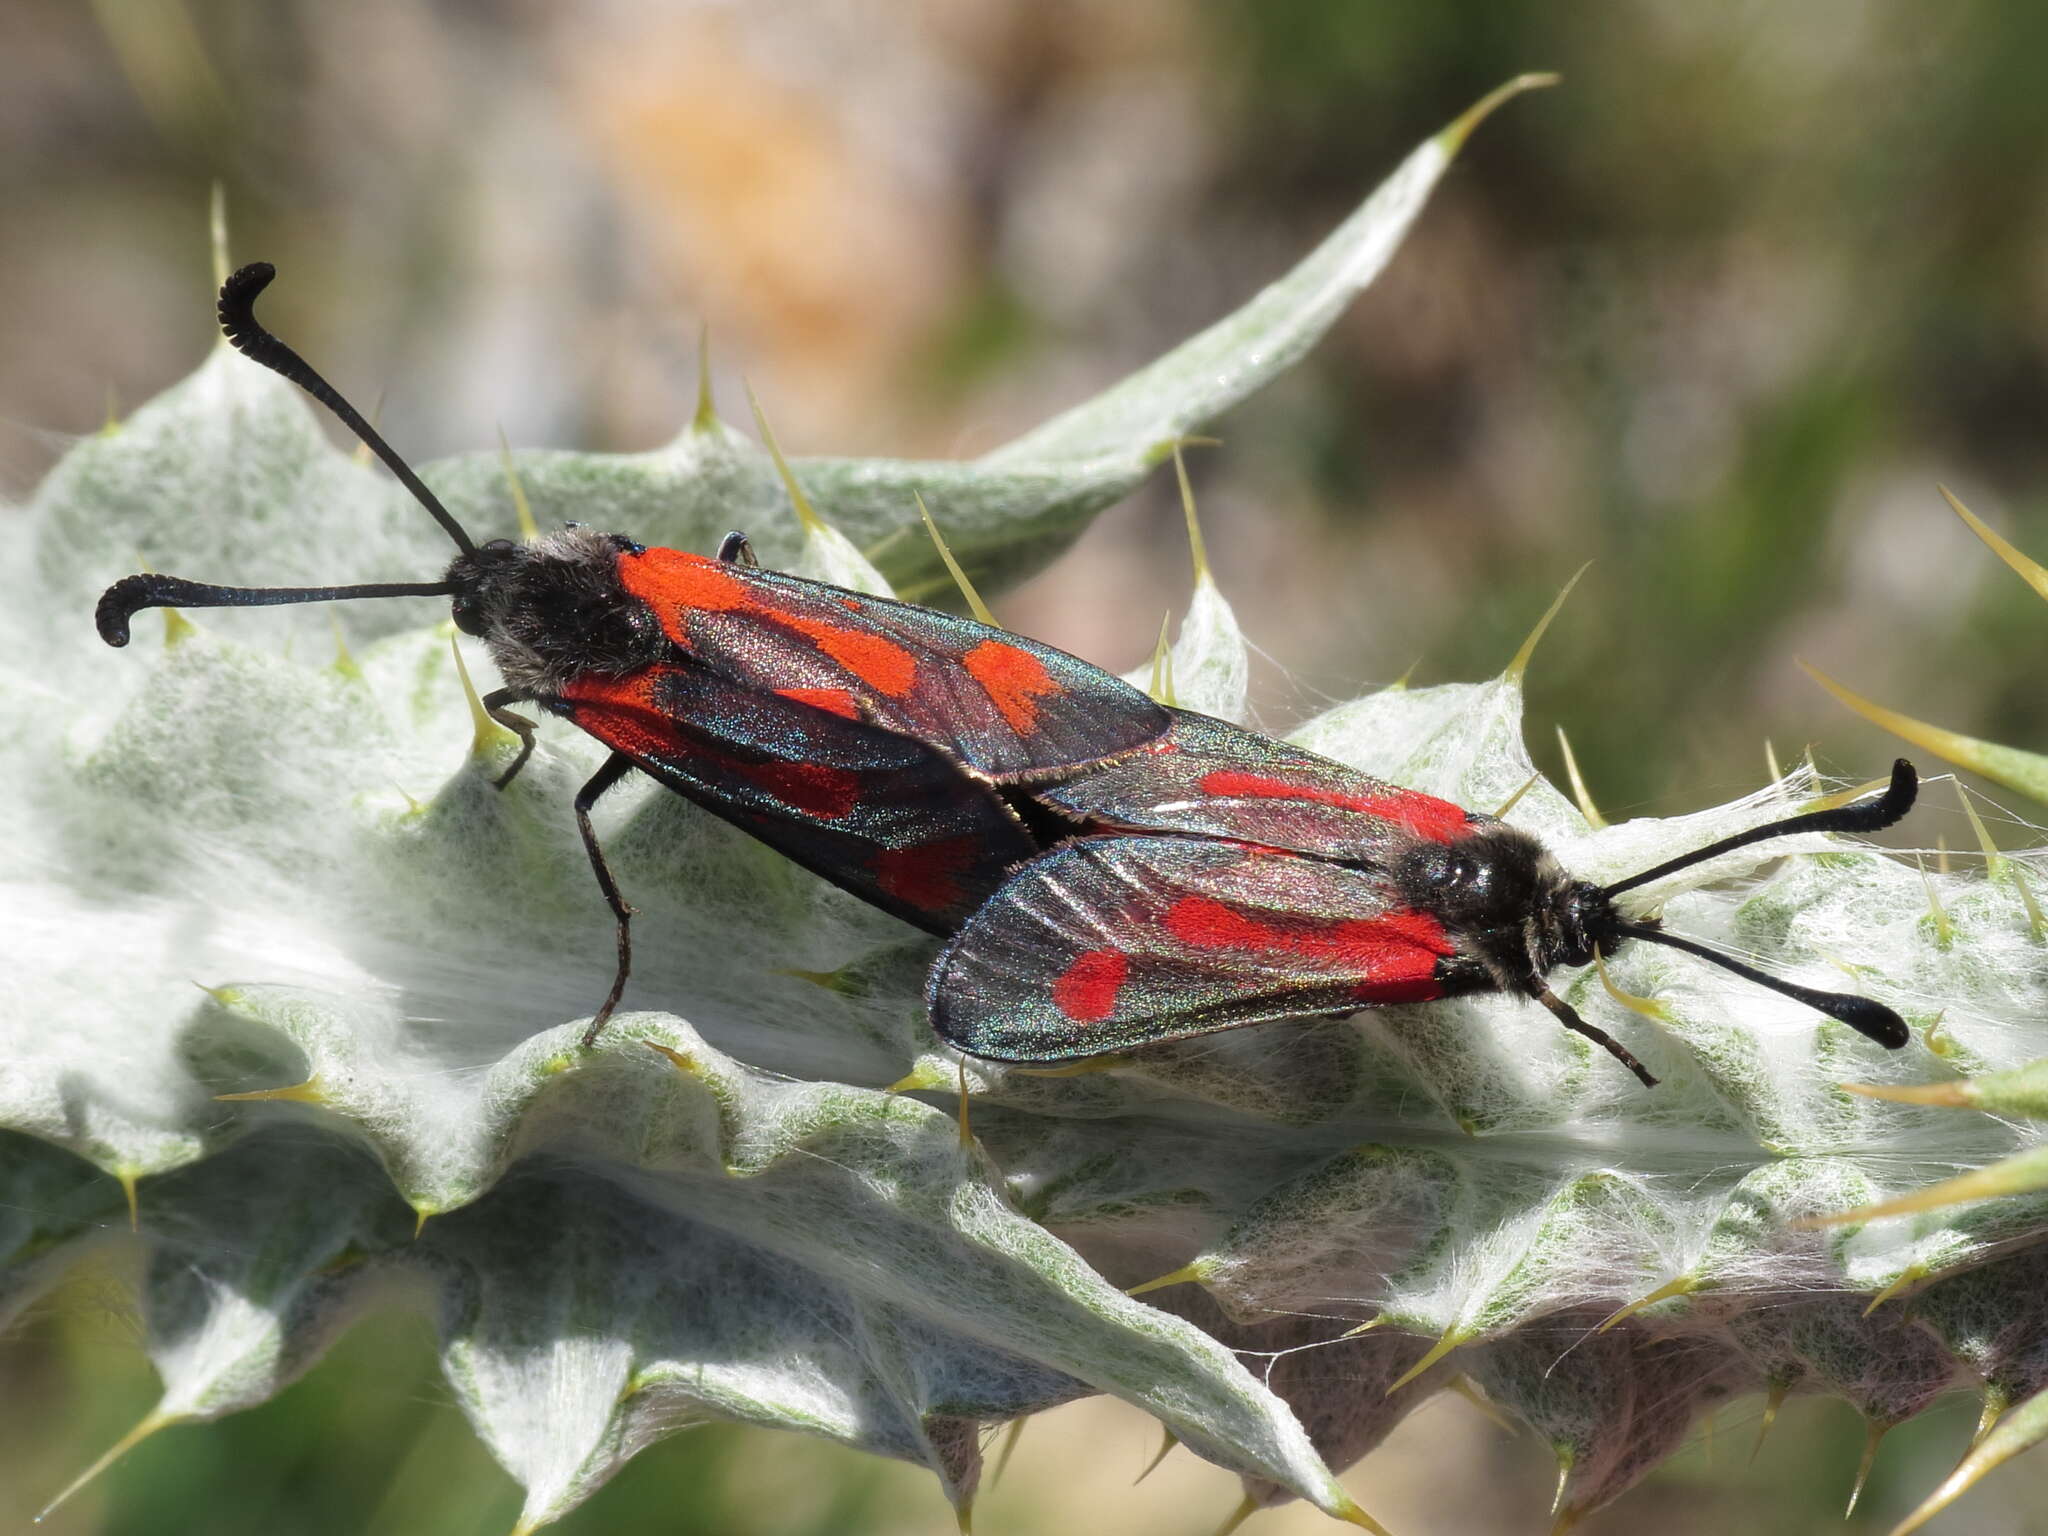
[95,263,1169,1043]
[930,710,1919,1089]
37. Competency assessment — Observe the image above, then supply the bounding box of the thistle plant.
[9,77,2048,1536]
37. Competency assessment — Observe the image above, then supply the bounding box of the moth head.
[447,528,661,693]
[448,538,524,637]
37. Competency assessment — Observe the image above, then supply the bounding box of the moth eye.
[1417,851,1480,891]
[481,537,517,552]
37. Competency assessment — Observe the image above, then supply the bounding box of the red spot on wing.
[617,548,750,644]
[1053,950,1128,1023]
[562,670,858,820]
[963,640,1058,732]
[872,835,979,914]
[1197,770,1471,844]
[616,549,916,695]
[772,611,918,697]
[1162,895,1449,1004]
[776,687,861,720]
[559,672,672,757]
[748,760,860,820]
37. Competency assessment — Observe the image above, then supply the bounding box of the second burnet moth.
[96,263,1171,1043]
[929,708,1919,1088]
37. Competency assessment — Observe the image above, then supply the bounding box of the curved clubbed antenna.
[95,569,458,647]
[1604,759,1919,1048]
[219,262,476,555]
[1606,759,1917,899]
[96,263,474,647]
[1614,923,1910,1048]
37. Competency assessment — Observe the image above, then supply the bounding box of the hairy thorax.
[1394,820,1611,991]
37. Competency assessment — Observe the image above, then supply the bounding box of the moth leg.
[481,687,539,789]
[1534,986,1658,1089]
[715,530,760,568]
[576,751,639,1047]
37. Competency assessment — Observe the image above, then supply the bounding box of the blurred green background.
[6,2,2047,1532]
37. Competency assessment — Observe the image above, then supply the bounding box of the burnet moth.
[930,709,1918,1088]
[96,263,1171,1043]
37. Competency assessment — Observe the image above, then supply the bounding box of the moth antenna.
[96,574,455,647]
[1533,986,1657,1088]
[218,262,478,556]
[1604,759,1916,900]
[1614,923,1909,1047]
